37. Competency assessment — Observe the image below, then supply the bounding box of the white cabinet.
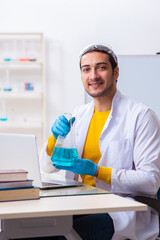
[0,33,45,152]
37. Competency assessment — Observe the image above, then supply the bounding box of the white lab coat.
[40,90,160,240]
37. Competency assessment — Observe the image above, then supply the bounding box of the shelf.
[0,91,42,99]
[0,32,45,150]
[0,120,42,129]
[0,61,43,70]
[0,61,43,65]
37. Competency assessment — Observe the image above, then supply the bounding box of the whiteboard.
[118,55,160,119]
[85,55,160,120]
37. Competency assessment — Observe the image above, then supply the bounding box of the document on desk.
[40,184,110,198]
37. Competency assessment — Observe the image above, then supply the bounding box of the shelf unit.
[0,33,45,152]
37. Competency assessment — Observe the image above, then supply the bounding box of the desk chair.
[132,189,160,240]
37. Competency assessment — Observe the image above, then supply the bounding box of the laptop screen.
[0,133,42,187]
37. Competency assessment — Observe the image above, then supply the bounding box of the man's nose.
[90,69,99,79]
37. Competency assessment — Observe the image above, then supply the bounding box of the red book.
[0,169,28,182]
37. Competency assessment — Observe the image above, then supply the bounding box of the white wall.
[0,0,160,141]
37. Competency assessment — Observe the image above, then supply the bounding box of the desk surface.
[0,190,147,219]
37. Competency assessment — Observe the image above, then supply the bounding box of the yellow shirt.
[47,134,56,156]
[81,108,112,186]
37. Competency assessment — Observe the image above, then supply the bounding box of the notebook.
[0,133,82,189]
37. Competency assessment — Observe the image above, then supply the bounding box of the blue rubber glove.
[51,115,75,139]
[54,158,97,176]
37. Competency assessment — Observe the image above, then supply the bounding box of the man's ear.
[114,66,119,78]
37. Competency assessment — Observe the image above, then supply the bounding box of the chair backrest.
[157,189,160,200]
[132,195,160,214]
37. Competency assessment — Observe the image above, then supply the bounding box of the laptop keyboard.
[42,181,59,186]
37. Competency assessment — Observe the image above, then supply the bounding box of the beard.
[85,79,115,99]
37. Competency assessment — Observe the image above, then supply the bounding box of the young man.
[40,44,160,240]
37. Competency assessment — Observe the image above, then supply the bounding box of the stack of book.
[0,169,40,201]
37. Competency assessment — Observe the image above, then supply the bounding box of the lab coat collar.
[99,89,122,134]
[110,89,122,116]
[90,89,122,116]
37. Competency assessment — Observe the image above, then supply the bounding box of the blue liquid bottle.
[51,113,78,167]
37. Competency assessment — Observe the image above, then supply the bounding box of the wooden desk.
[0,186,147,240]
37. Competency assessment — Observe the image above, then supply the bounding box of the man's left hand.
[54,158,97,176]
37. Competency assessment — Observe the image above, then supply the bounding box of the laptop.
[0,133,82,189]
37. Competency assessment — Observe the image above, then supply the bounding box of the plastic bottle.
[3,70,12,91]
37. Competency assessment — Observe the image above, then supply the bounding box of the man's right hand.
[51,115,75,139]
